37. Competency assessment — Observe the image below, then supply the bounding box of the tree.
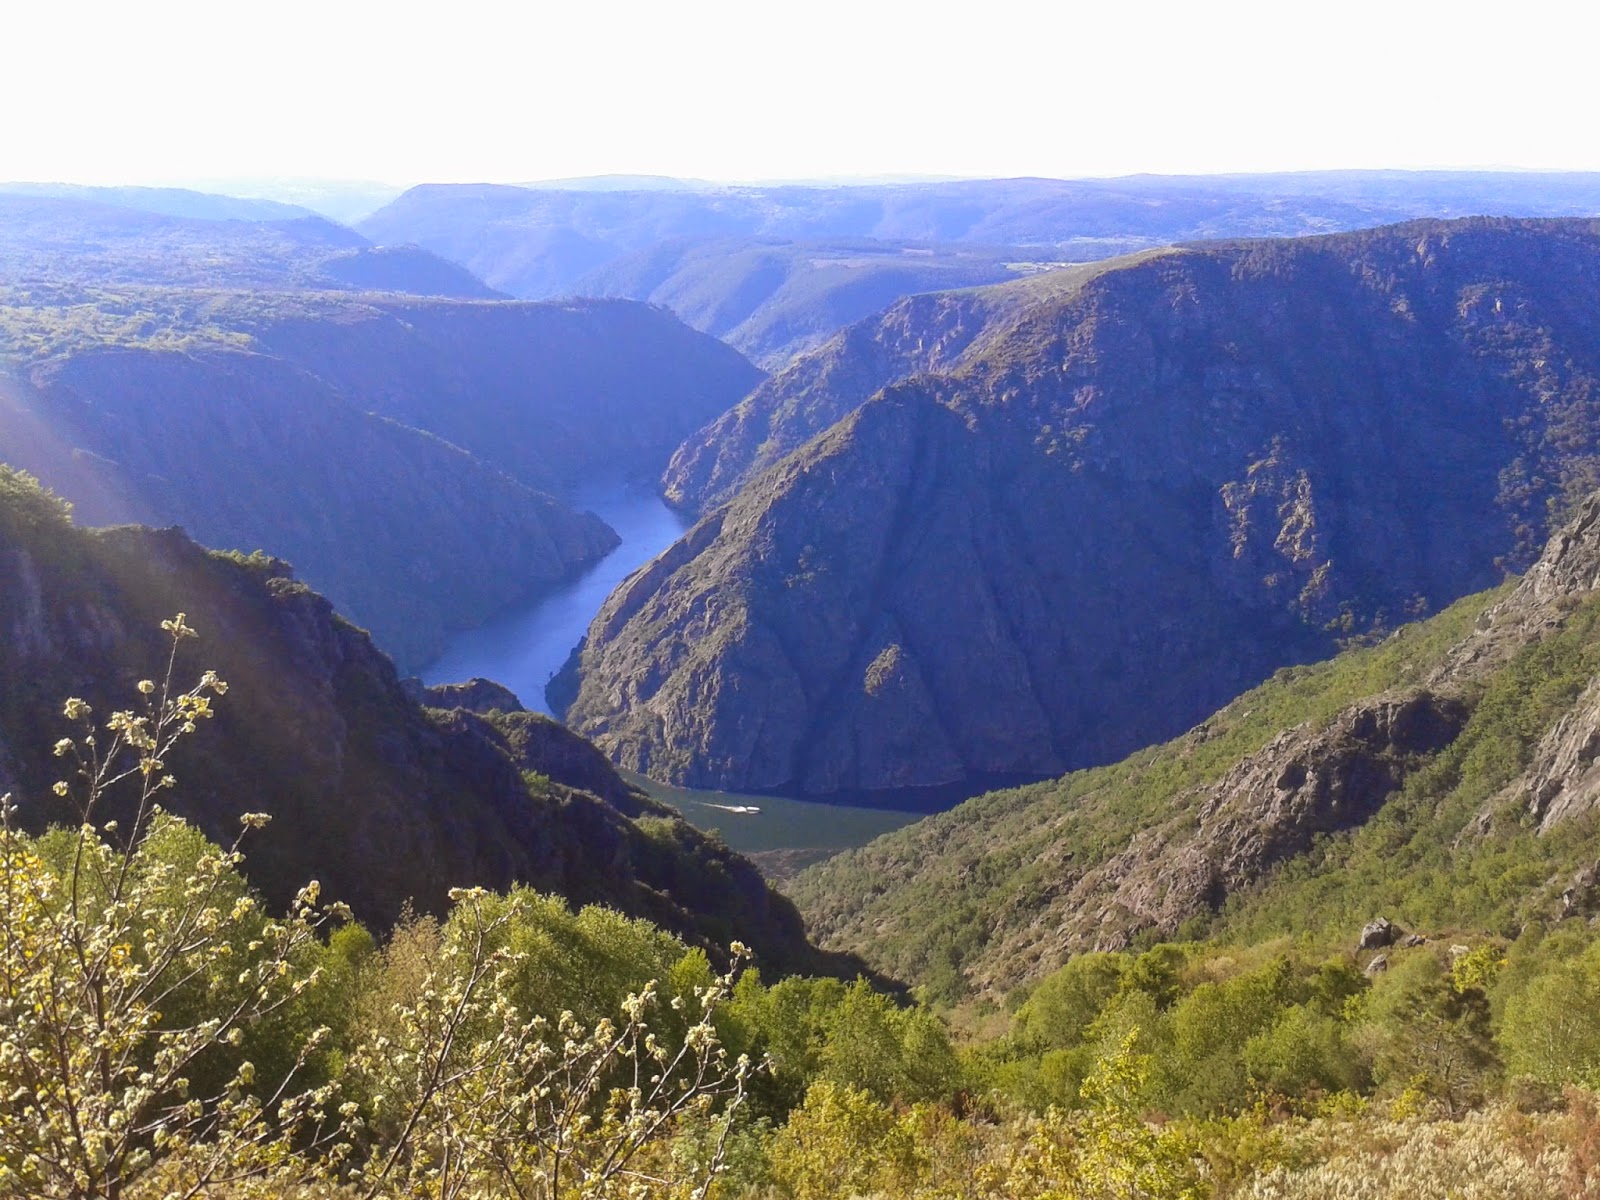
[0,614,340,1199]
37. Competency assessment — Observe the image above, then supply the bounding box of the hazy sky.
[6,0,1597,187]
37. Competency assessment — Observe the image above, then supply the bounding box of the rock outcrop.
[407,677,529,714]
[661,257,1164,512]
[1050,691,1467,953]
[1359,918,1400,951]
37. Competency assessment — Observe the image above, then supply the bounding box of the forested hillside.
[0,288,760,667]
[11,468,1600,1197]
[788,488,1600,1000]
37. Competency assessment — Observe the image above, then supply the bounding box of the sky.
[4,0,1598,188]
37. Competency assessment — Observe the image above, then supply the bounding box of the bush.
[0,616,760,1200]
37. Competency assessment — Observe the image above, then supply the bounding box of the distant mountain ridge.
[0,182,319,221]
[560,218,1600,796]
[359,170,1600,302]
[0,192,502,298]
[574,236,1036,367]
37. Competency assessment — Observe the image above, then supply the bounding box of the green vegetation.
[1219,594,1600,945]
[0,464,72,528]
[0,285,250,359]
[0,470,832,976]
[0,283,366,361]
[8,625,1600,1198]
[0,641,757,1198]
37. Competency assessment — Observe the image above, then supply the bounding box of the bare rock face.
[1563,864,1600,918]
[661,261,1138,513]
[570,219,1600,795]
[1429,492,1600,832]
[1035,690,1465,957]
[1434,493,1600,686]
[1523,677,1600,830]
[1359,917,1400,951]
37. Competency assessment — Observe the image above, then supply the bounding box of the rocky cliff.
[566,218,1600,794]
[661,257,1164,512]
[0,473,852,977]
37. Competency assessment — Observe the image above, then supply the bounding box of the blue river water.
[421,482,688,714]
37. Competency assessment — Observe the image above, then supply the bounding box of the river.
[421,481,687,714]
[420,481,936,863]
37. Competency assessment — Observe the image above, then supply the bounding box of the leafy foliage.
[0,625,761,1199]
[0,463,73,530]
[1219,593,1600,945]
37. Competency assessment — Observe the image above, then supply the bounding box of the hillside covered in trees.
[9,163,1600,1198]
[0,286,761,668]
[0,468,843,976]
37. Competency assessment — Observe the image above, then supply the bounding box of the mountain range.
[0,192,498,297]
[558,218,1600,797]
[11,175,1600,1005]
[573,236,1032,367]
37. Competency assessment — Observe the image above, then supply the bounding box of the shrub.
[0,616,760,1200]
